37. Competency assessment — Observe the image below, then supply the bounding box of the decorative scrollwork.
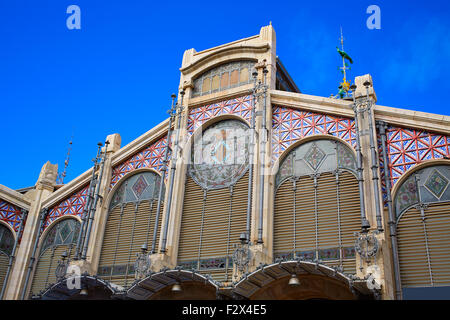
[134,245,151,279]
[355,232,379,262]
[232,242,251,273]
[55,251,69,281]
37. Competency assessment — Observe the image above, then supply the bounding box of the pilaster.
[5,161,57,299]
[352,74,393,299]
[88,133,121,274]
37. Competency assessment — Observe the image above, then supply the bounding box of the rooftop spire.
[57,134,73,184]
[334,27,353,99]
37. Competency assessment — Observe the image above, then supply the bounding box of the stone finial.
[182,80,194,90]
[181,48,197,70]
[36,161,58,189]
[353,74,377,102]
[259,24,276,43]
[104,133,121,153]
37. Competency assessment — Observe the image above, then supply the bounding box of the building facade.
[1,25,450,300]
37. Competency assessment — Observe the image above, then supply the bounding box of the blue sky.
[1,0,449,189]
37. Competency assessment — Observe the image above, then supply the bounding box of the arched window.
[192,61,256,97]
[30,218,80,296]
[395,164,450,298]
[0,224,14,290]
[97,171,164,288]
[273,139,360,275]
[178,119,250,282]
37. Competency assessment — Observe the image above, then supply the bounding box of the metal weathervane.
[334,27,353,99]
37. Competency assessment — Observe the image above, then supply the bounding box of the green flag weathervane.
[335,27,353,99]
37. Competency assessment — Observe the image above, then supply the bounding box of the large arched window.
[192,61,256,97]
[395,164,450,298]
[273,139,360,275]
[31,218,80,296]
[0,224,14,290]
[97,171,164,288]
[178,119,250,282]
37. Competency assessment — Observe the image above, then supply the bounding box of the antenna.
[57,135,73,184]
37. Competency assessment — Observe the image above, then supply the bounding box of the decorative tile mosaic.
[178,260,198,270]
[383,126,450,186]
[342,247,356,259]
[272,106,356,163]
[304,143,326,171]
[187,96,252,135]
[424,169,449,199]
[45,185,89,229]
[132,175,148,198]
[318,248,339,261]
[111,135,169,188]
[188,120,249,190]
[0,200,25,232]
[199,257,227,270]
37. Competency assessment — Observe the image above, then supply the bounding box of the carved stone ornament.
[232,243,251,273]
[134,250,151,279]
[355,231,379,261]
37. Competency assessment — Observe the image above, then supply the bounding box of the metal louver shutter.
[338,171,360,274]
[30,245,74,296]
[273,171,359,275]
[177,173,249,283]
[425,203,450,285]
[98,199,162,288]
[397,202,450,288]
[0,252,8,291]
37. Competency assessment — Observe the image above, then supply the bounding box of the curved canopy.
[35,275,119,300]
[127,269,220,300]
[233,260,377,300]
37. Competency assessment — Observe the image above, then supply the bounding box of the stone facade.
[1,24,450,300]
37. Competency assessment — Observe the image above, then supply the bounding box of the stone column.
[5,161,57,299]
[87,133,121,275]
[353,74,393,299]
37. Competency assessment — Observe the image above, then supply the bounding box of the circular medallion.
[189,120,250,190]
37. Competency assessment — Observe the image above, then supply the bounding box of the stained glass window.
[275,139,357,189]
[0,224,14,256]
[192,61,256,97]
[41,218,80,254]
[188,119,250,190]
[395,165,450,218]
[110,171,164,209]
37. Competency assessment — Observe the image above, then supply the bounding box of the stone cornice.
[40,168,92,209]
[188,85,253,109]
[374,105,450,135]
[271,90,450,136]
[110,118,170,167]
[270,90,354,118]
[0,185,31,210]
[180,44,270,75]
